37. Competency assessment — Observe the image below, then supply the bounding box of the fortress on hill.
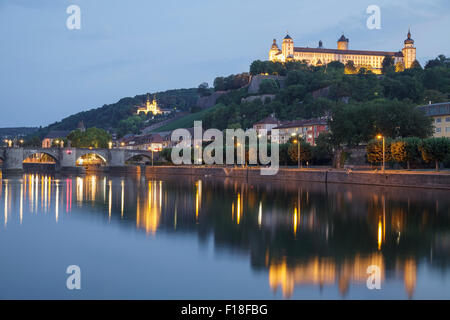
[269,30,416,74]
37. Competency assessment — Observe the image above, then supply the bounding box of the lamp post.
[291,132,303,169]
[376,134,385,173]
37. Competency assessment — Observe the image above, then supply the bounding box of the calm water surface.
[0,172,449,299]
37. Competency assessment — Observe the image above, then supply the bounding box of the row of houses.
[252,116,328,145]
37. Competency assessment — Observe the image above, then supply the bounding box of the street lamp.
[291,132,303,169]
[376,134,385,173]
[108,141,113,149]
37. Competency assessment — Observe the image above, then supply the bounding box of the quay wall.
[144,166,450,190]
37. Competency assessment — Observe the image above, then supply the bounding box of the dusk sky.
[1,0,449,128]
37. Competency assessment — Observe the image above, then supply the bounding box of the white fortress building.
[269,30,416,73]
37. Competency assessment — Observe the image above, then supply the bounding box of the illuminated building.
[418,102,450,138]
[273,118,328,145]
[137,93,172,116]
[269,30,416,73]
[41,130,70,148]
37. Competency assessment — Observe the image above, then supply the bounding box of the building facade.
[42,130,71,148]
[419,102,450,138]
[269,30,416,73]
[273,119,328,145]
[252,116,280,136]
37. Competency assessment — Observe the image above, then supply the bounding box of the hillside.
[32,88,199,138]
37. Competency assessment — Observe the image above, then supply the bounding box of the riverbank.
[144,166,450,190]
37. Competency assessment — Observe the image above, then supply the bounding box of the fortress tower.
[337,34,349,50]
[281,33,294,60]
[402,29,416,68]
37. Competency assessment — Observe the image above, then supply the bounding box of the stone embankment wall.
[144,166,450,190]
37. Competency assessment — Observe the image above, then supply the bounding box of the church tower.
[282,33,294,60]
[337,34,349,50]
[402,29,416,68]
[269,39,280,61]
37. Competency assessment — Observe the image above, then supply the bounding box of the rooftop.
[294,47,401,57]
[418,102,450,117]
[274,119,328,129]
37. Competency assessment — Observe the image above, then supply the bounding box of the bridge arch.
[76,152,107,167]
[125,152,154,164]
[23,151,59,164]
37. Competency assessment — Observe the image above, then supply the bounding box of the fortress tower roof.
[404,29,414,45]
[338,34,349,42]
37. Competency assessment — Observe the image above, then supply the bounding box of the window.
[446,127,450,133]
[446,117,450,122]
[435,127,441,133]
[436,118,441,123]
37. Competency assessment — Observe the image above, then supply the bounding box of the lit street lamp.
[376,134,385,173]
[291,132,303,169]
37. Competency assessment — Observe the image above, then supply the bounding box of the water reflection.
[1,173,450,299]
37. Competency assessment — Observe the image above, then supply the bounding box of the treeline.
[213,73,250,91]
[30,88,199,139]
[367,137,450,171]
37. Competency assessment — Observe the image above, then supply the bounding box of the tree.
[395,62,405,73]
[366,139,391,165]
[198,82,211,97]
[403,137,422,170]
[259,79,279,94]
[288,140,312,165]
[382,55,395,74]
[329,99,433,147]
[390,140,407,166]
[344,60,357,74]
[411,60,422,70]
[419,137,450,171]
[327,61,345,70]
[67,127,111,148]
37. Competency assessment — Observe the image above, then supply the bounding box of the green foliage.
[213,73,249,91]
[329,99,433,147]
[288,140,312,164]
[382,55,395,74]
[259,79,279,94]
[390,140,407,164]
[23,136,41,147]
[250,60,309,76]
[419,137,450,171]
[67,128,111,148]
[160,148,172,163]
[402,137,422,169]
[153,107,216,132]
[198,82,211,97]
[345,60,357,74]
[366,139,392,164]
[31,88,199,139]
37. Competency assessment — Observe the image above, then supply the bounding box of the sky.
[0,0,449,128]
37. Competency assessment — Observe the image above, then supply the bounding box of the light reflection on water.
[0,172,450,299]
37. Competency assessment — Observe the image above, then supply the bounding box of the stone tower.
[402,29,416,68]
[269,39,280,61]
[337,34,349,50]
[282,33,294,60]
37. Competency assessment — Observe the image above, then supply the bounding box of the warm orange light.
[293,139,298,144]
[376,134,383,140]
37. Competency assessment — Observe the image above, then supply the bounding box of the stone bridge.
[0,147,153,173]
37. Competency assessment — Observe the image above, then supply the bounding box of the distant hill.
[0,127,39,138]
[32,88,199,138]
